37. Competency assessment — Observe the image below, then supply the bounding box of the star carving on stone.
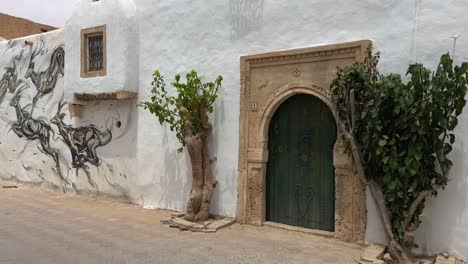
[292,68,301,77]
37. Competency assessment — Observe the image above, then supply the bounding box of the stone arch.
[237,40,370,243]
[256,81,337,149]
[255,82,349,169]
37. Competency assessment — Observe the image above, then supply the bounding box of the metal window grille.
[87,34,103,72]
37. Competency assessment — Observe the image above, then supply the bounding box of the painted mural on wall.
[52,102,112,170]
[0,34,126,193]
[0,50,24,105]
[25,39,64,113]
[9,86,65,183]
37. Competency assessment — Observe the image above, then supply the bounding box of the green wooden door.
[266,94,336,231]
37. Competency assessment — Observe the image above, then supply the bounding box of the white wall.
[64,0,139,103]
[134,0,468,259]
[0,31,66,186]
[61,0,141,202]
[0,30,138,200]
[0,0,467,260]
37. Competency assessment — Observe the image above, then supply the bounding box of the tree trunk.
[333,108,410,262]
[195,141,214,222]
[183,132,204,222]
[182,101,215,223]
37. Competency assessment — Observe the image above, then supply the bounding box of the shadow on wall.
[69,100,139,195]
[157,125,191,210]
[155,92,230,214]
[416,124,468,257]
[207,96,235,214]
[230,0,264,40]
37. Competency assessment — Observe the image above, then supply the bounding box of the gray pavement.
[0,182,362,264]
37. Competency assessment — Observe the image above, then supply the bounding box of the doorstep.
[263,221,335,238]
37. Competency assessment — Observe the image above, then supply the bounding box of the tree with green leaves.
[140,70,222,222]
[331,50,468,263]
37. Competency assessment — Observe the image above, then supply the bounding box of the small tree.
[331,50,468,262]
[140,70,222,222]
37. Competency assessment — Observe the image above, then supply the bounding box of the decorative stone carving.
[292,68,301,77]
[247,163,265,225]
[246,47,357,64]
[237,40,371,243]
[257,80,269,91]
[250,102,258,112]
[247,148,268,162]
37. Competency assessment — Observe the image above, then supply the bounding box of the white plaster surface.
[0,0,467,260]
[133,0,468,259]
[64,0,139,102]
[0,30,137,200]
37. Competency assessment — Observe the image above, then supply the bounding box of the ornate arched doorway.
[266,94,337,231]
[237,40,370,242]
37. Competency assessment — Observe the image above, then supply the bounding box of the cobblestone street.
[0,182,362,264]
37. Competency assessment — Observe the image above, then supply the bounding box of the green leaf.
[379,139,387,146]
[382,156,390,164]
[414,152,422,161]
[140,69,223,147]
[330,51,467,247]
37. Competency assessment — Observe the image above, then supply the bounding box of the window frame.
[81,25,107,78]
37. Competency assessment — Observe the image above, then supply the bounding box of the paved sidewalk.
[0,182,363,264]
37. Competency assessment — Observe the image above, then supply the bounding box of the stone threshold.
[263,221,335,239]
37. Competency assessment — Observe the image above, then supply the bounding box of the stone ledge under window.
[74,91,137,101]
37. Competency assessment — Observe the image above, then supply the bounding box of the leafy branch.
[330,49,468,262]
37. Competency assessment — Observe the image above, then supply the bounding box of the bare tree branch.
[404,188,433,229]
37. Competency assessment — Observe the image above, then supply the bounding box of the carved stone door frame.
[236,40,371,243]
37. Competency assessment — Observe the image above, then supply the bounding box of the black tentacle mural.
[0,50,24,105]
[51,102,112,170]
[25,39,65,114]
[9,87,69,187]
[0,37,123,192]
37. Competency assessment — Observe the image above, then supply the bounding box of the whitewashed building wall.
[0,0,467,259]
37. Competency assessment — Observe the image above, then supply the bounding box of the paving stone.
[160,217,172,224]
[419,259,434,264]
[206,218,235,231]
[382,253,392,262]
[361,244,385,263]
[169,217,205,231]
[436,255,457,264]
[171,212,185,218]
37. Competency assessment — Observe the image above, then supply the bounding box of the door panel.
[266,94,336,231]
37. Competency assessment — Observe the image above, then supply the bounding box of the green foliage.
[140,70,223,150]
[331,52,468,244]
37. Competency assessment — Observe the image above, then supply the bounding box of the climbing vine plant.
[140,70,222,222]
[331,50,468,262]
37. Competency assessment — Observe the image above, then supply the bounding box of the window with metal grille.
[81,25,106,78]
[87,34,103,71]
